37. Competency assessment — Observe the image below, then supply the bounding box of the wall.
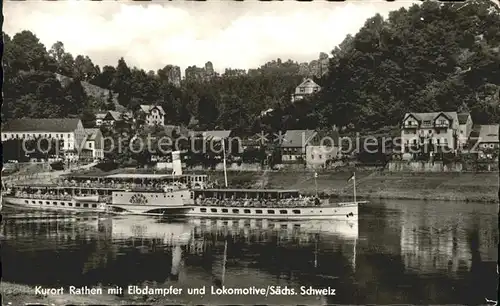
[187,163,262,172]
[387,161,464,172]
[306,145,339,169]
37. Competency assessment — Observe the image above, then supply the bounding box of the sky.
[4,0,420,74]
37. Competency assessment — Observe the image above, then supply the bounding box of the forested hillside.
[2,0,499,133]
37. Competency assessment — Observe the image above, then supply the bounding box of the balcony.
[434,123,449,129]
[418,131,433,138]
[402,123,418,129]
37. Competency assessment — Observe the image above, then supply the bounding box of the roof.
[280,130,316,148]
[296,78,320,88]
[190,130,232,139]
[458,113,470,124]
[478,124,499,143]
[196,188,300,193]
[84,128,100,141]
[403,112,459,126]
[140,105,165,115]
[2,118,81,133]
[105,111,122,121]
[95,113,106,119]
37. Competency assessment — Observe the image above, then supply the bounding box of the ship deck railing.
[13,182,190,191]
[14,193,74,201]
[195,197,321,208]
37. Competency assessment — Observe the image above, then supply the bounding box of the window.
[232,209,239,213]
[300,87,305,93]
[423,120,431,125]
[244,209,251,214]
[256,210,263,214]
[200,208,207,212]
[311,154,314,159]
[210,208,217,213]
[436,139,440,144]
[279,210,288,214]
[222,208,228,213]
[88,142,92,148]
[267,210,275,214]
[292,210,301,214]
[319,155,322,159]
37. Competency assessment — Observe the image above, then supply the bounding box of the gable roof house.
[305,129,341,169]
[470,124,500,149]
[95,113,106,126]
[291,78,321,103]
[1,118,87,160]
[139,105,166,126]
[280,129,316,162]
[83,128,104,160]
[400,111,463,155]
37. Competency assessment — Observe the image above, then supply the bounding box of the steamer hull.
[185,203,358,220]
[2,196,107,213]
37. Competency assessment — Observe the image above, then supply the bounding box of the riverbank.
[200,171,499,203]
[0,282,185,305]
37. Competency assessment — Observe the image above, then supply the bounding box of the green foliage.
[3,0,499,135]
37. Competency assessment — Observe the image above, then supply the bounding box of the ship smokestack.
[172,151,182,176]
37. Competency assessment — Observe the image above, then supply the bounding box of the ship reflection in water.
[1,198,498,304]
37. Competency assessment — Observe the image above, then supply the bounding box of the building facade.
[400,112,469,155]
[139,105,165,126]
[457,113,473,149]
[280,130,316,162]
[305,130,340,169]
[1,118,87,160]
[291,78,321,103]
[84,128,104,160]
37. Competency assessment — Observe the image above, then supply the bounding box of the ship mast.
[353,172,356,204]
[222,138,228,188]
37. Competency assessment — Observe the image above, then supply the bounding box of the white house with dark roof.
[400,111,469,153]
[84,128,104,160]
[95,113,106,126]
[279,129,316,162]
[305,129,341,169]
[139,105,165,126]
[2,118,86,151]
[291,78,321,103]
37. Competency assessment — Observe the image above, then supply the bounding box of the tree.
[111,58,132,107]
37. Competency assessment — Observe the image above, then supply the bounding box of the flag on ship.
[347,172,355,182]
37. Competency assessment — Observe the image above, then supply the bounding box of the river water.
[1,199,498,304]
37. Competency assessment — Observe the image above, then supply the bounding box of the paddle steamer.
[1,152,207,216]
